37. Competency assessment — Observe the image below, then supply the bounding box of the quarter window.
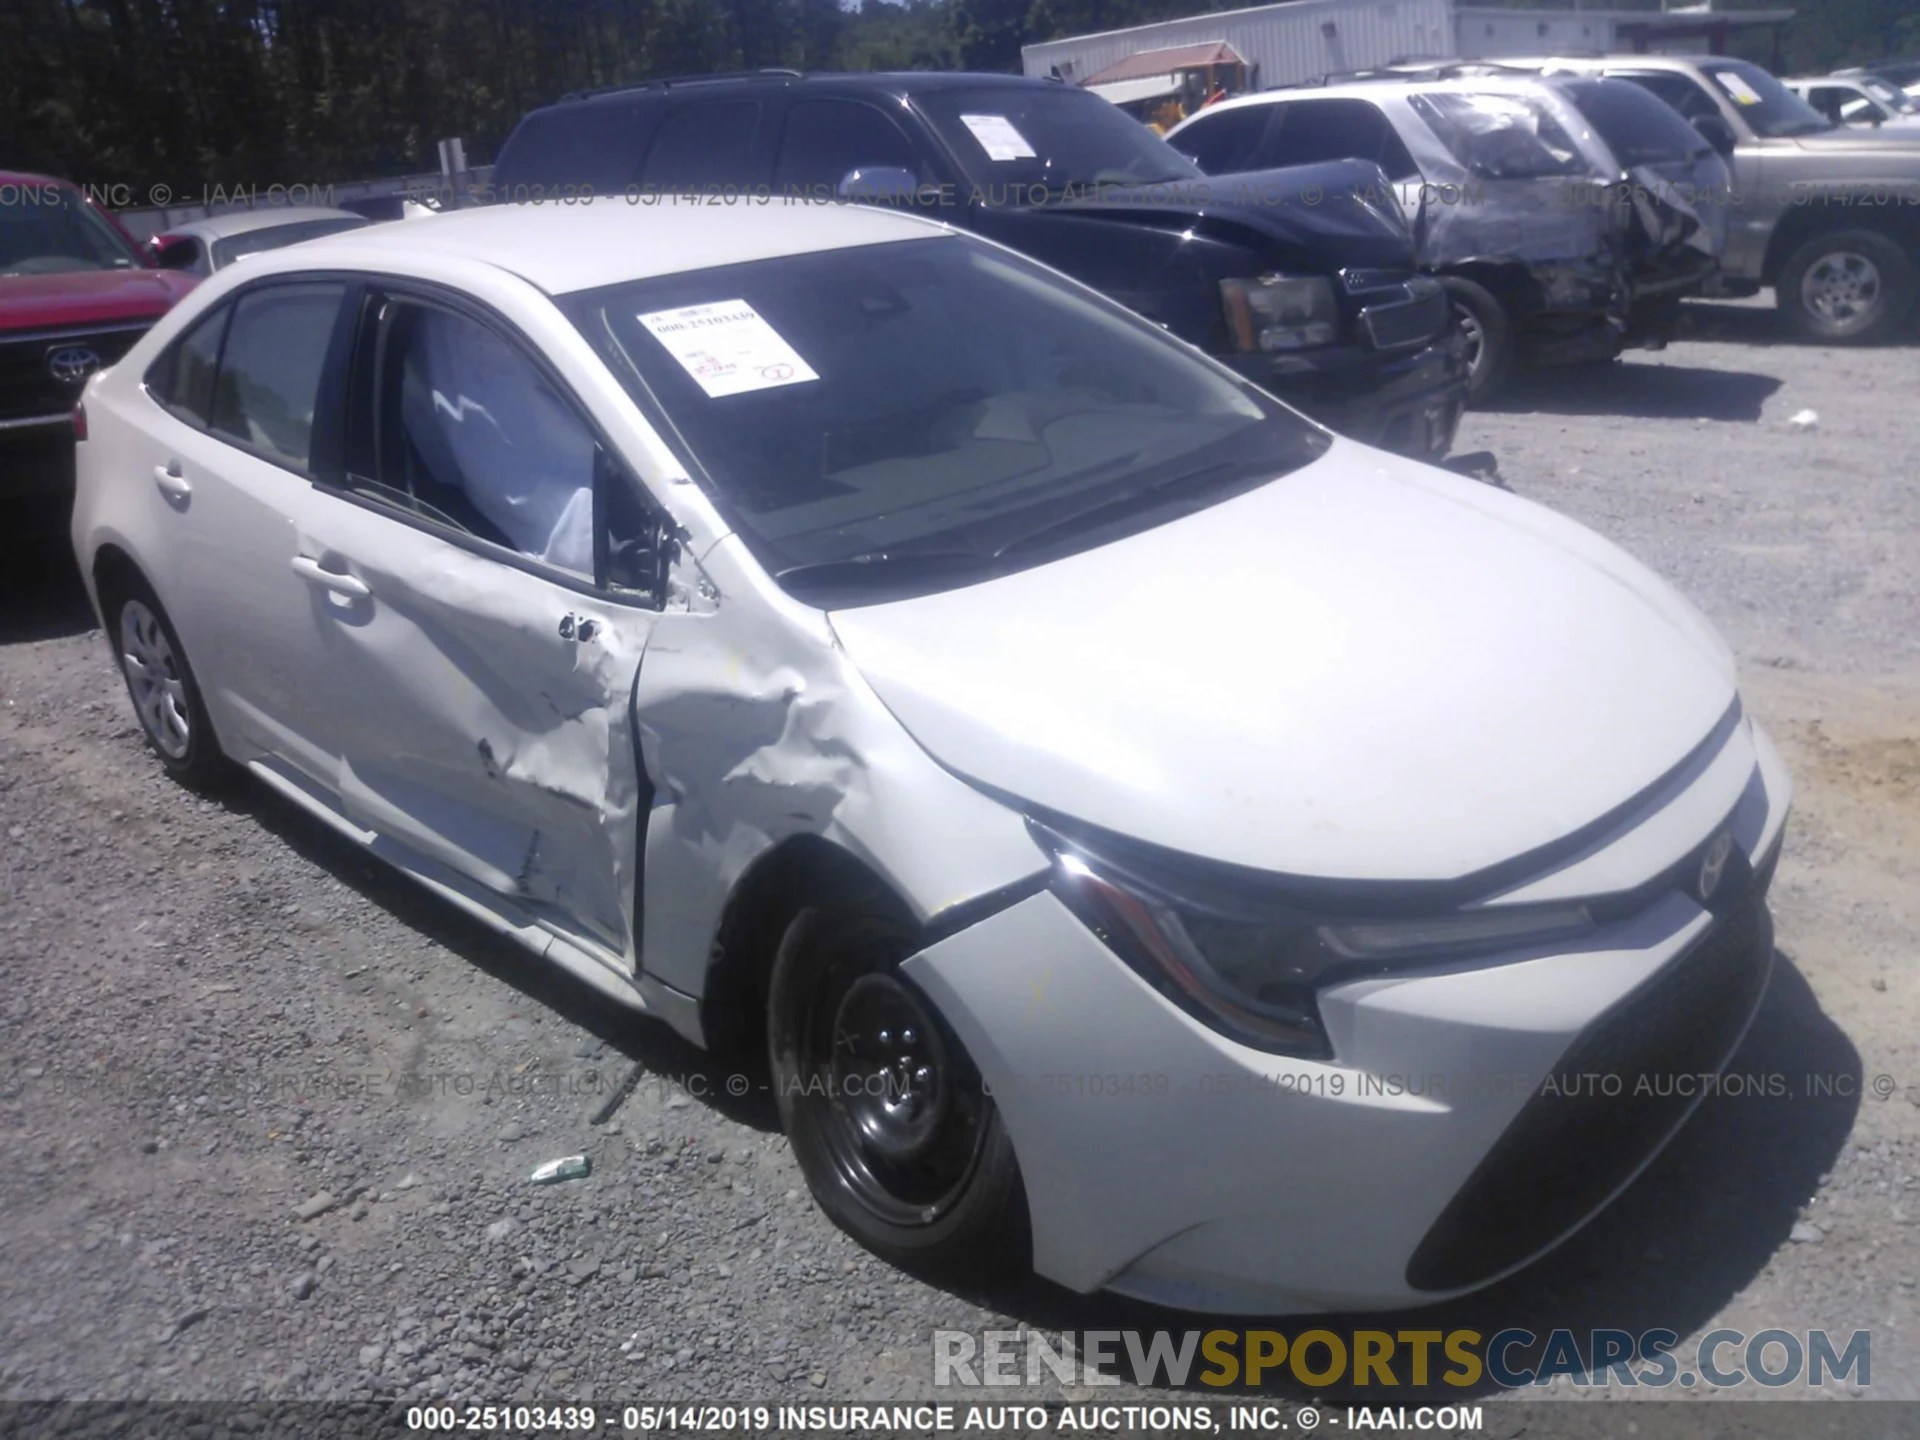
[147,304,230,426]
[209,283,346,470]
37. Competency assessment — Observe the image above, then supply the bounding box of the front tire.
[1440,275,1514,404]
[103,577,228,790]
[768,904,1024,1269]
[1777,230,1916,343]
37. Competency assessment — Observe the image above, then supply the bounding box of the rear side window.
[1263,99,1418,181]
[147,305,230,425]
[643,102,762,190]
[774,100,925,193]
[1167,105,1277,175]
[210,283,347,471]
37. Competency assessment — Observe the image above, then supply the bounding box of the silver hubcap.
[119,600,192,759]
[1801,251,1883,328]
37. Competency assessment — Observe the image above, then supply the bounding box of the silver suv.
[1516,55,1920,342]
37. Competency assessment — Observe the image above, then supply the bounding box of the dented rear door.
[295,495,650,961]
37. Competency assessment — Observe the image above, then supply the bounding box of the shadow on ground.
[1680,298,1920,349]
[1485,359,1784,422]
[924,951,1859,1403]
[0,542,95,646]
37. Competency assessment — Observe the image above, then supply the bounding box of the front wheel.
[1777,230,1916,343]
[1440,275,1514,404]
[768,904,1025,1269]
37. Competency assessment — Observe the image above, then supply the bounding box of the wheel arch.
[698,833,910,1062]
[1760,208,1920,287]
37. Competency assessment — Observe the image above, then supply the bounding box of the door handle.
[290,554,371,599]
[558,613,598,642]
[153,461,191,500]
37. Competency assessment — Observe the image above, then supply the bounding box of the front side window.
[1555,79,1716,166]
[353,302,599,578]
[1167,104,1278,176]
[1614,71,1724,125]
[775,100,926,193]
[568,235,1327,606]
[1260,99,1419,181]
[209,283,347,470]
[146,305,231,426]
[917,86,1201,193]
[1409,92,1593,179]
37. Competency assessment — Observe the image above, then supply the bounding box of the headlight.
[1220,274,1339,353]
[1042,829,1594,1059]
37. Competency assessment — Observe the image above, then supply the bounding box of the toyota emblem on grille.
[1697,831,1734,903]
[47,346,103,386]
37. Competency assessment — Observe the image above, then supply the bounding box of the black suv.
[492,70,1469,460]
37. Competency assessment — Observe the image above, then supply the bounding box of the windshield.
[0,185,143,276]
[1408,91,1596,179]
[1556,78,1716,166]
[1857,76,1920,113]
[568,234,1326,606]
[1702,60,1832,137]
[917,85,1204,194]
[211,215,369,268]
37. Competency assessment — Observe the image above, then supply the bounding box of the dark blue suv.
[491,70,1469,460]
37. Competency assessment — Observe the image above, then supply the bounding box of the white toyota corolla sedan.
[71,198,1789,1314]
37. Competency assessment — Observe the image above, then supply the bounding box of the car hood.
[829,440,1738,883]
[0,267,198,333]
[1037,158,1417,270]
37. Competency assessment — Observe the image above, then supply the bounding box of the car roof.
[292,196,952,296]
[1180,72,1561,120]
[547,68,1066,109]
[165,206,368,241]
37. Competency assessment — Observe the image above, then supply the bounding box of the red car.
[2,171,198,524]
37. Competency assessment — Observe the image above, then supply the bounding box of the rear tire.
[1776,230,1916,343]
[1440,275,1514,404]
[102,575,229,791]
[768,903,1025,1271]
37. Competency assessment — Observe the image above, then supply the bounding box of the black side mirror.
[150,236,199,271]
[1691,114,1737,155]
[595,447,685,608]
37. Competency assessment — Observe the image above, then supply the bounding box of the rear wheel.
[1777,230,1916,343]
[103,577,228,790]
[1440,275,1514,404]
[768,903,1024,1269]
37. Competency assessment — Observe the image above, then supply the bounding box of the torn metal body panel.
[632,534,1050,1024]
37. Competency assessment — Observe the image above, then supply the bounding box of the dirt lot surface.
[1,298,1916,1421]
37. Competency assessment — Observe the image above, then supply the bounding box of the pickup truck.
[2,171,198,525]
[491,71,1470,459]
[1516,56,1920,342]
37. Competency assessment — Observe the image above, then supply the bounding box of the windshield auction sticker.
[637,300,819,398]
[1716,71,1764,105]
[959,113,1039,161]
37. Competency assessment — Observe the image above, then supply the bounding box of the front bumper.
[903,719,1790,1314]
[1226,326,1468,463]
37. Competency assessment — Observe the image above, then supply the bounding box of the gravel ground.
[1,297,1916,1416]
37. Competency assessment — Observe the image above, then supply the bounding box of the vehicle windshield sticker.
[637,300,819,399]
[959,114,1039,161]
[1716,71,1763,105]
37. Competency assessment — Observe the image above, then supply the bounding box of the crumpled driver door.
[294,490,651,962]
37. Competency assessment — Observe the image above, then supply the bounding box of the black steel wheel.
[768,904,1024,1266]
